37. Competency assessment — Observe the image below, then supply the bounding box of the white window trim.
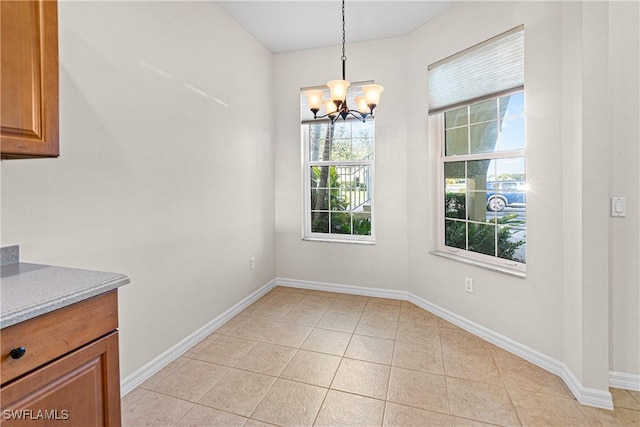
[432,107,527,275]
[301,123,376,244]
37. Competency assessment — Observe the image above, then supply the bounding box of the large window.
[440,91,526,269]
[302,120,375,242]
[430,27,526,273]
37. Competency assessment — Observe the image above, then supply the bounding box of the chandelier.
[303,0,384,123]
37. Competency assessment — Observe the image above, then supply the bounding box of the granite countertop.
[0,246,130,329]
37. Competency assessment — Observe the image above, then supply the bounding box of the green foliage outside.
[311,166,371,235]
[311,166,346,209]
[352,215,371,235]
[445,192,466,219]
[444,192,525,262]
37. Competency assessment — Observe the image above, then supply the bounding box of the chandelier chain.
[341,0,346,62]
[302,0,382,123]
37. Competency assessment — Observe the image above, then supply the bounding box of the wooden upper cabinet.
[1,0,59,158]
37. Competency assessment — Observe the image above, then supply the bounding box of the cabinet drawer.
[1,331,121,427]
[1,291,118,385]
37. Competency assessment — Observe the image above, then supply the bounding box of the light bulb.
[355,96,368,113]
[362,84,384,108]
[327,80,350,102]
[303,89,324,110]
[324,99,338,115]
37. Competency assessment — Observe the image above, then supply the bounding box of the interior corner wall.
[579,0,611,391]
[273,37,409,291]
[608,0,640,378]
[562,0,640,388]
[0,1,276,379]
[560,0,585,386]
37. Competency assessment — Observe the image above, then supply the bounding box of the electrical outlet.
[465,277,474,293]
[250,257,256,270]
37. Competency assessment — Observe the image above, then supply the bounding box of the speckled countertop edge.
[1,273,130,329]
[1,245,130,329]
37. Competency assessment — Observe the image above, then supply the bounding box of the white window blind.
[300,81,373,124]
[428,26,524,114]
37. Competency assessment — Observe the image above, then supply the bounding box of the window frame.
[435,89,526,274]
[301,120,376,244]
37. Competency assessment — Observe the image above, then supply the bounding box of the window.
[430,27,526,273]
[440,91,526,268]
[302,119,375,243]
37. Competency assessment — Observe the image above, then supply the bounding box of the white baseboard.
[559,365,614,409]
[276,277,408,300]
[407,293,613,409]
[120,279,277,396]
[278,277,614,410]
[121,276,617,409]
[610,371,640,391]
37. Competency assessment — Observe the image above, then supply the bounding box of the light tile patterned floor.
[122,286,640,426]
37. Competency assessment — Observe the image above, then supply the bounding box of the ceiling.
[216,1,458,54]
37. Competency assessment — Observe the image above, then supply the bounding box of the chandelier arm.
[309,111,370,123]
[347,110,367,123]
[312,112,340,122]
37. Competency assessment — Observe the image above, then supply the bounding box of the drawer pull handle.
[9,347,26,360]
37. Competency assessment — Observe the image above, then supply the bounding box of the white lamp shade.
[303,90,324,110]
[362,84,384,106]
[355,96,369,113]
[324,99,338,115]
[327,80,350,102]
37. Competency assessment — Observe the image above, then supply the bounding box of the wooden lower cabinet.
[0,332,121,426]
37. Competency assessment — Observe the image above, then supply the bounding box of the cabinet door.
[0,0,59,158]
[0,332,121,427]
[1,291,118,385]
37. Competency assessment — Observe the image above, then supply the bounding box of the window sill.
[302,237,376,245]
[429,250,526,278]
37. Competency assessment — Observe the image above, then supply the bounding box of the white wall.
[406,0,638,387]
[409,0,568,362]
[571,0,611,390]
[560,0,587,386]
[274,0,640,391]
[1,0,636,393]
[0,1,275,379]
[274,37,409,290]
[608,0,640,378]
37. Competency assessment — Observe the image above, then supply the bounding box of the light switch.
[611,197,626,217]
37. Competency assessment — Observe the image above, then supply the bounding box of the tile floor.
[122,286,640,426]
